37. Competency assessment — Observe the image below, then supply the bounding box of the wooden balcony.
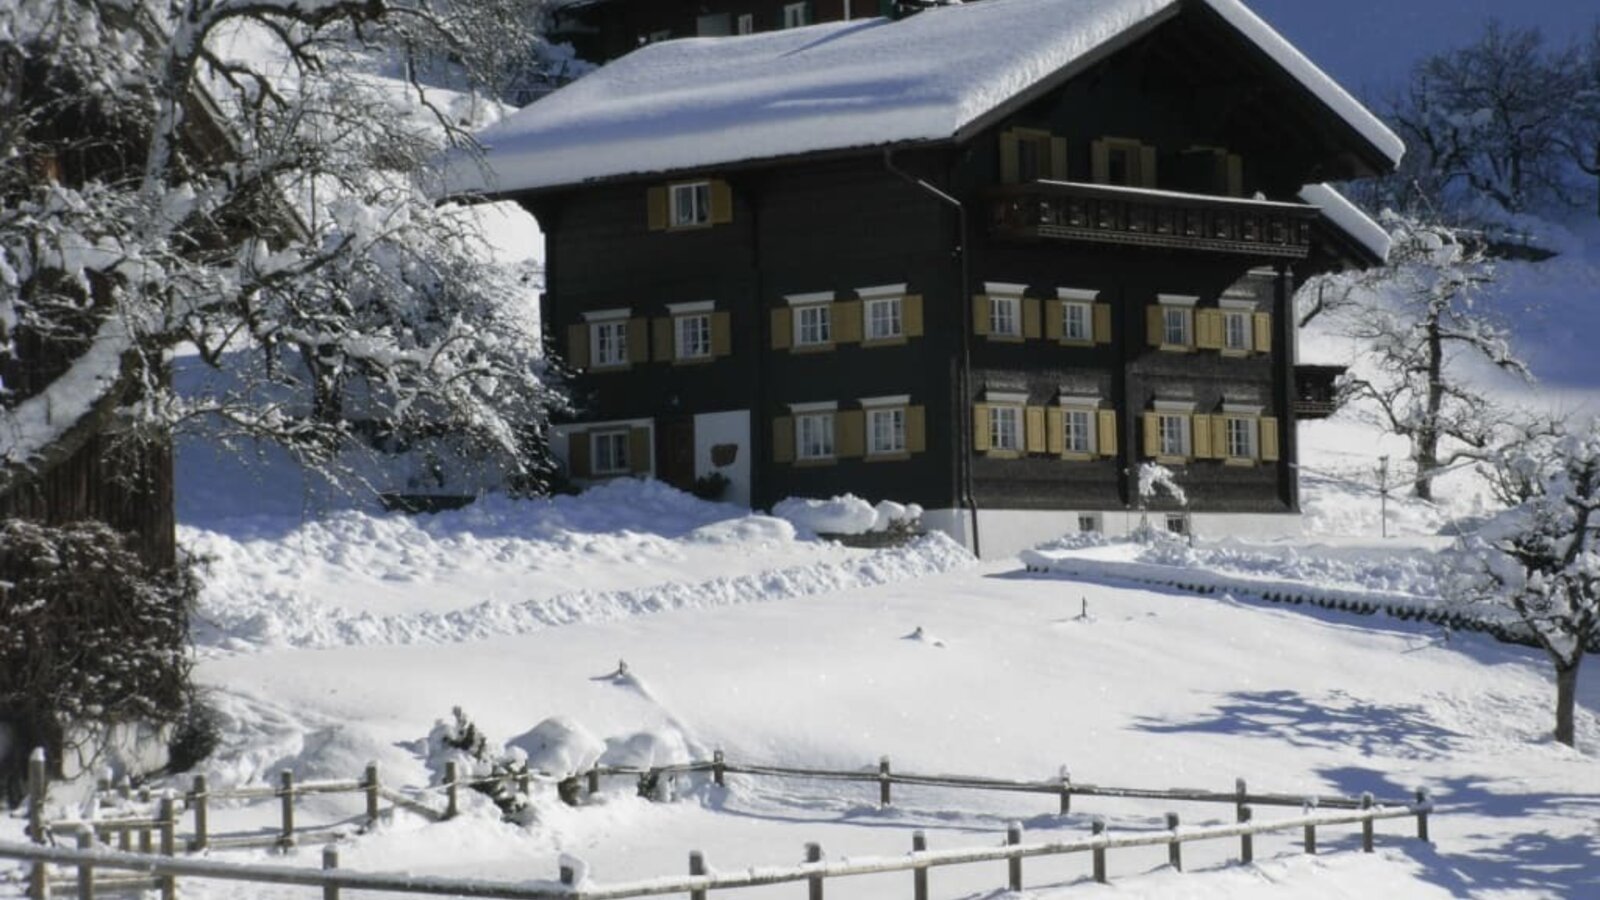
[1294,364,1346,420]
[987,181,1318,259]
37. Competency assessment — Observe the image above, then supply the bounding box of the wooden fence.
[15,747,1434,899]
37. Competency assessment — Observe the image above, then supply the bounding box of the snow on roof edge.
[1299,183,1391,264]
[1200,0,1405,169]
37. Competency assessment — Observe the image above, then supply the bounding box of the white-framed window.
[1225,416,1257,459]
[1063,301,1092,342]
[1063,408,1094,454]
[990,295,1020,337]
[782,2,808,28]
[1163,306,1190,346]
[676,314,711,359]
[1165,513,1190,536]
[796,412,834,460]
[592,320,629,367]
[737,13,755,34]
[670,181,710,228]
[1224,311,1251,351]
[795,304,831,346]
[1078,513,1101,533]
[1158,413,1189,458]
[592,431,630,475]
[990,405,1022,451]
[865,297,903,341]
[867,407,906,455]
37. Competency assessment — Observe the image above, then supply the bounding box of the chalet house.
[448,0,1398,557]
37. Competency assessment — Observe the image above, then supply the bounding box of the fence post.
[559,861,575,886]
[364,763,381,828]
[879,756,891,808]
[1091,818,1107,884]
[1235,777,1247,822]
[587,767,601,799]
[279,770,296,848]
[689,850,707,900]
[1361,792,1375,853]
[27,749,47,900]
[1240,805,1254,864]
[911,830,928,900]
[516,770,531,799]
[1059,766,1071,815]
[323,844,340,900]
[1006,821,1023,891]
[76,826,94,900]
[1166,812,1181,872]
[159,795,177,900]
[190,774,209,852]
[1415,787,1431,842]
[445,761,460,820]
[805,842,823,900]
[712,750,725,788]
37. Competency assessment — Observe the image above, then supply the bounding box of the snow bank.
[772,495,923,536]
[508,718,605,780]
[196,533,973,649]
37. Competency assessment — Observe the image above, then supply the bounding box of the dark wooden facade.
[553,0,906,62]
[523,2,1388,536]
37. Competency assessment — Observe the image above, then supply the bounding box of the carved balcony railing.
[987,181,1318,259]
[1294,364,1346,420]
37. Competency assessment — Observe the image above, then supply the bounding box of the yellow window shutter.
[567,323,590,369]
[1254,312,1273,354]
[772,416,795,463]
[1091,139,1110,183]
[1025,406,1047,454]
[711,311,732,357]
[626,317,649,364]
[1260,416,1280,461]
[836,410,866,458]
[1023,297,1043,340]
[1192,414,1213,460]
[646,187,668,231]
[1142,412,1160,458]
[709,179,734,224]
[652,317,674,362]
[1226,154,1243,196]
[1097,410,1118,456]
[1049,136,1068,180]
[1146,305,1164,347]
[999,131,1020,184]
[1044,299,1064,341]
[1139,145,1158,187]
[568,430,591,477]
[1093,304,1112,345]
[1211,415,1228,459]
[973,296,991,336]
[1196,310,1223,350]
[771,307,792,349]
[834,300,862,344]
[629,427,652,474]
[903,295,924,337]
[973,404,992,451]
[907,405,926,453]
[1046,406,1065,456]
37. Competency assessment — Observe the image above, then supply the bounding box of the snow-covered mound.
[772,495,923,536]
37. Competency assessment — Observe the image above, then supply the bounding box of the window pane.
[1164,308,1187,345]
[991,298,1018,336]
[868,299,902,340]
[1065,303,1088,340]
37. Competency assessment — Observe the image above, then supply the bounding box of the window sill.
[1059,338,1095,348]
[984,449,1023,459]
[862,335,909,348]
[1223,457,1258,467]
[1155,455,1189,466]
[865,451,912,463]
[791,342,836,354]
[588,362,632,372]
[986,334,1026,343]
[1059,451,1095,462]
[793,457,838,468]
[671,355,716,366]
[1220,348,1252,358]
[664,221,714,232]
[1157,344,1196,353]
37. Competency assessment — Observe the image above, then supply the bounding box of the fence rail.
[19,746,1435,899]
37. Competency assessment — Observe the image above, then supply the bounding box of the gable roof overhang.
[445,0,1402,199]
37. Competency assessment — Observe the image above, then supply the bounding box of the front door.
[656,415,696,492]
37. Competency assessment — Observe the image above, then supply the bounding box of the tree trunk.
[1555,656,1581,748]
[1414,309,1445,501]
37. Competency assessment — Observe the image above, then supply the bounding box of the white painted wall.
[921,507,1304,559]
[693,410,751,507]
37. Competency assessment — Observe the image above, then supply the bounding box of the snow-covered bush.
[0,520,200,801]
[773,495,923,536]
[424,707,529,817]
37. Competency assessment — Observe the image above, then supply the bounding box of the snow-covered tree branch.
[1,0,570,498]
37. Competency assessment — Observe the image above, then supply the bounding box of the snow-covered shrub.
[774,495,923,536]
[0,520,200,802]
[424,707,529,818]
[507,717,605,781]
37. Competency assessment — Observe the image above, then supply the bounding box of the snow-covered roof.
[1299,183,1391,264]
[445,0,1404,196]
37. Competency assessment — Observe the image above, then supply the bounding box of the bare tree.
[1555,22,1600,218]
[1342,217,1530,501]
[1450,421,1600,747]
[1,0,565,501]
